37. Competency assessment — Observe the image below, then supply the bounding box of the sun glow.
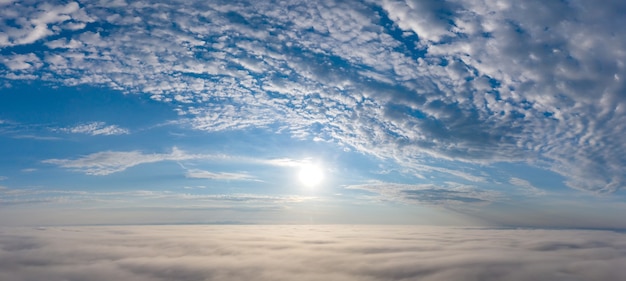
[298,164,324,187]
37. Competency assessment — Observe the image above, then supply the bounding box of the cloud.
[0,225,625,281]
[345,181,500,206]
[185,169,257,181]
[43,147,312,176]
[42,147,209,175]
[57,122,130,136]
[0,1,91,47]
[263,158,315,168]
[379,0,455,42]
[0,120,60,140]
[11,135,61,141]
[509,177,546,196]
[0,53,42,71]
[1,0,625,193]
[0,176,6,181]
[182,185,205,189]
[0,186,311,210]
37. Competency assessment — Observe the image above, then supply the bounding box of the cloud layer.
[1,225,625,281]
[1,0,625,192]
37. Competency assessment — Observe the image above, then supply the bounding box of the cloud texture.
[1,0,625,193]
[41,147,212,175]
[345,181,500,205]
[56,121,129,136]
[1,225,625,281]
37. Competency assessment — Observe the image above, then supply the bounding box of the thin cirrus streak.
[55,122,130,136]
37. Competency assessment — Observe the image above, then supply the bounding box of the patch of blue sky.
[0,82,176,128]
[371,5,426,60]
[490,162,570,193]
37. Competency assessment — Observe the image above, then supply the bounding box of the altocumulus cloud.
[1,225,625,281]
[1,0,625,193]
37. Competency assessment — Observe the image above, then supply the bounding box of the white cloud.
[42,147,208,175]
[379,0,454,42]
[410,163,488,183]
[0,226,625,281]
[57,122,130,136]
[42,148,310,176]
[0,53,42,71]
[44,38,83,49]
[185,169,256,181]
[509,177,546,196]
[182,185,205,189]
[263,158,310,167]
[0,1,91,47]
[1,0,625,194]
[345,180,500,206]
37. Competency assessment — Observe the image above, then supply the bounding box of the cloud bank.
[1,225,625,281]
[1,0,625,193]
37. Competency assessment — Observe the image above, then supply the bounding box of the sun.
[298,164,324,187]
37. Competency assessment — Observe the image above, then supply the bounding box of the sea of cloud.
[1,225,625,281]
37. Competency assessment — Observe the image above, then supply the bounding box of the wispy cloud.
[262,158,314,168]
[345,180,500,206]
[185,169,257,181]
[509,177,546,196]
[12,135,61,141]
[56,122,129,136]
[0,186,312,209]
[182,185,206,189]
[42,147,209,175]
[42,148,309,176]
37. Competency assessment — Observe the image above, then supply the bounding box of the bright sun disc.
[298,164,324,187]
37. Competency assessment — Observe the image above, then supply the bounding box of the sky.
[1,0,626,228]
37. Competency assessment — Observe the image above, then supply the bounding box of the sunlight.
[298,164,324,187]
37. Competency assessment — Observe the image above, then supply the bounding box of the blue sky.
[1,0,626,227]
